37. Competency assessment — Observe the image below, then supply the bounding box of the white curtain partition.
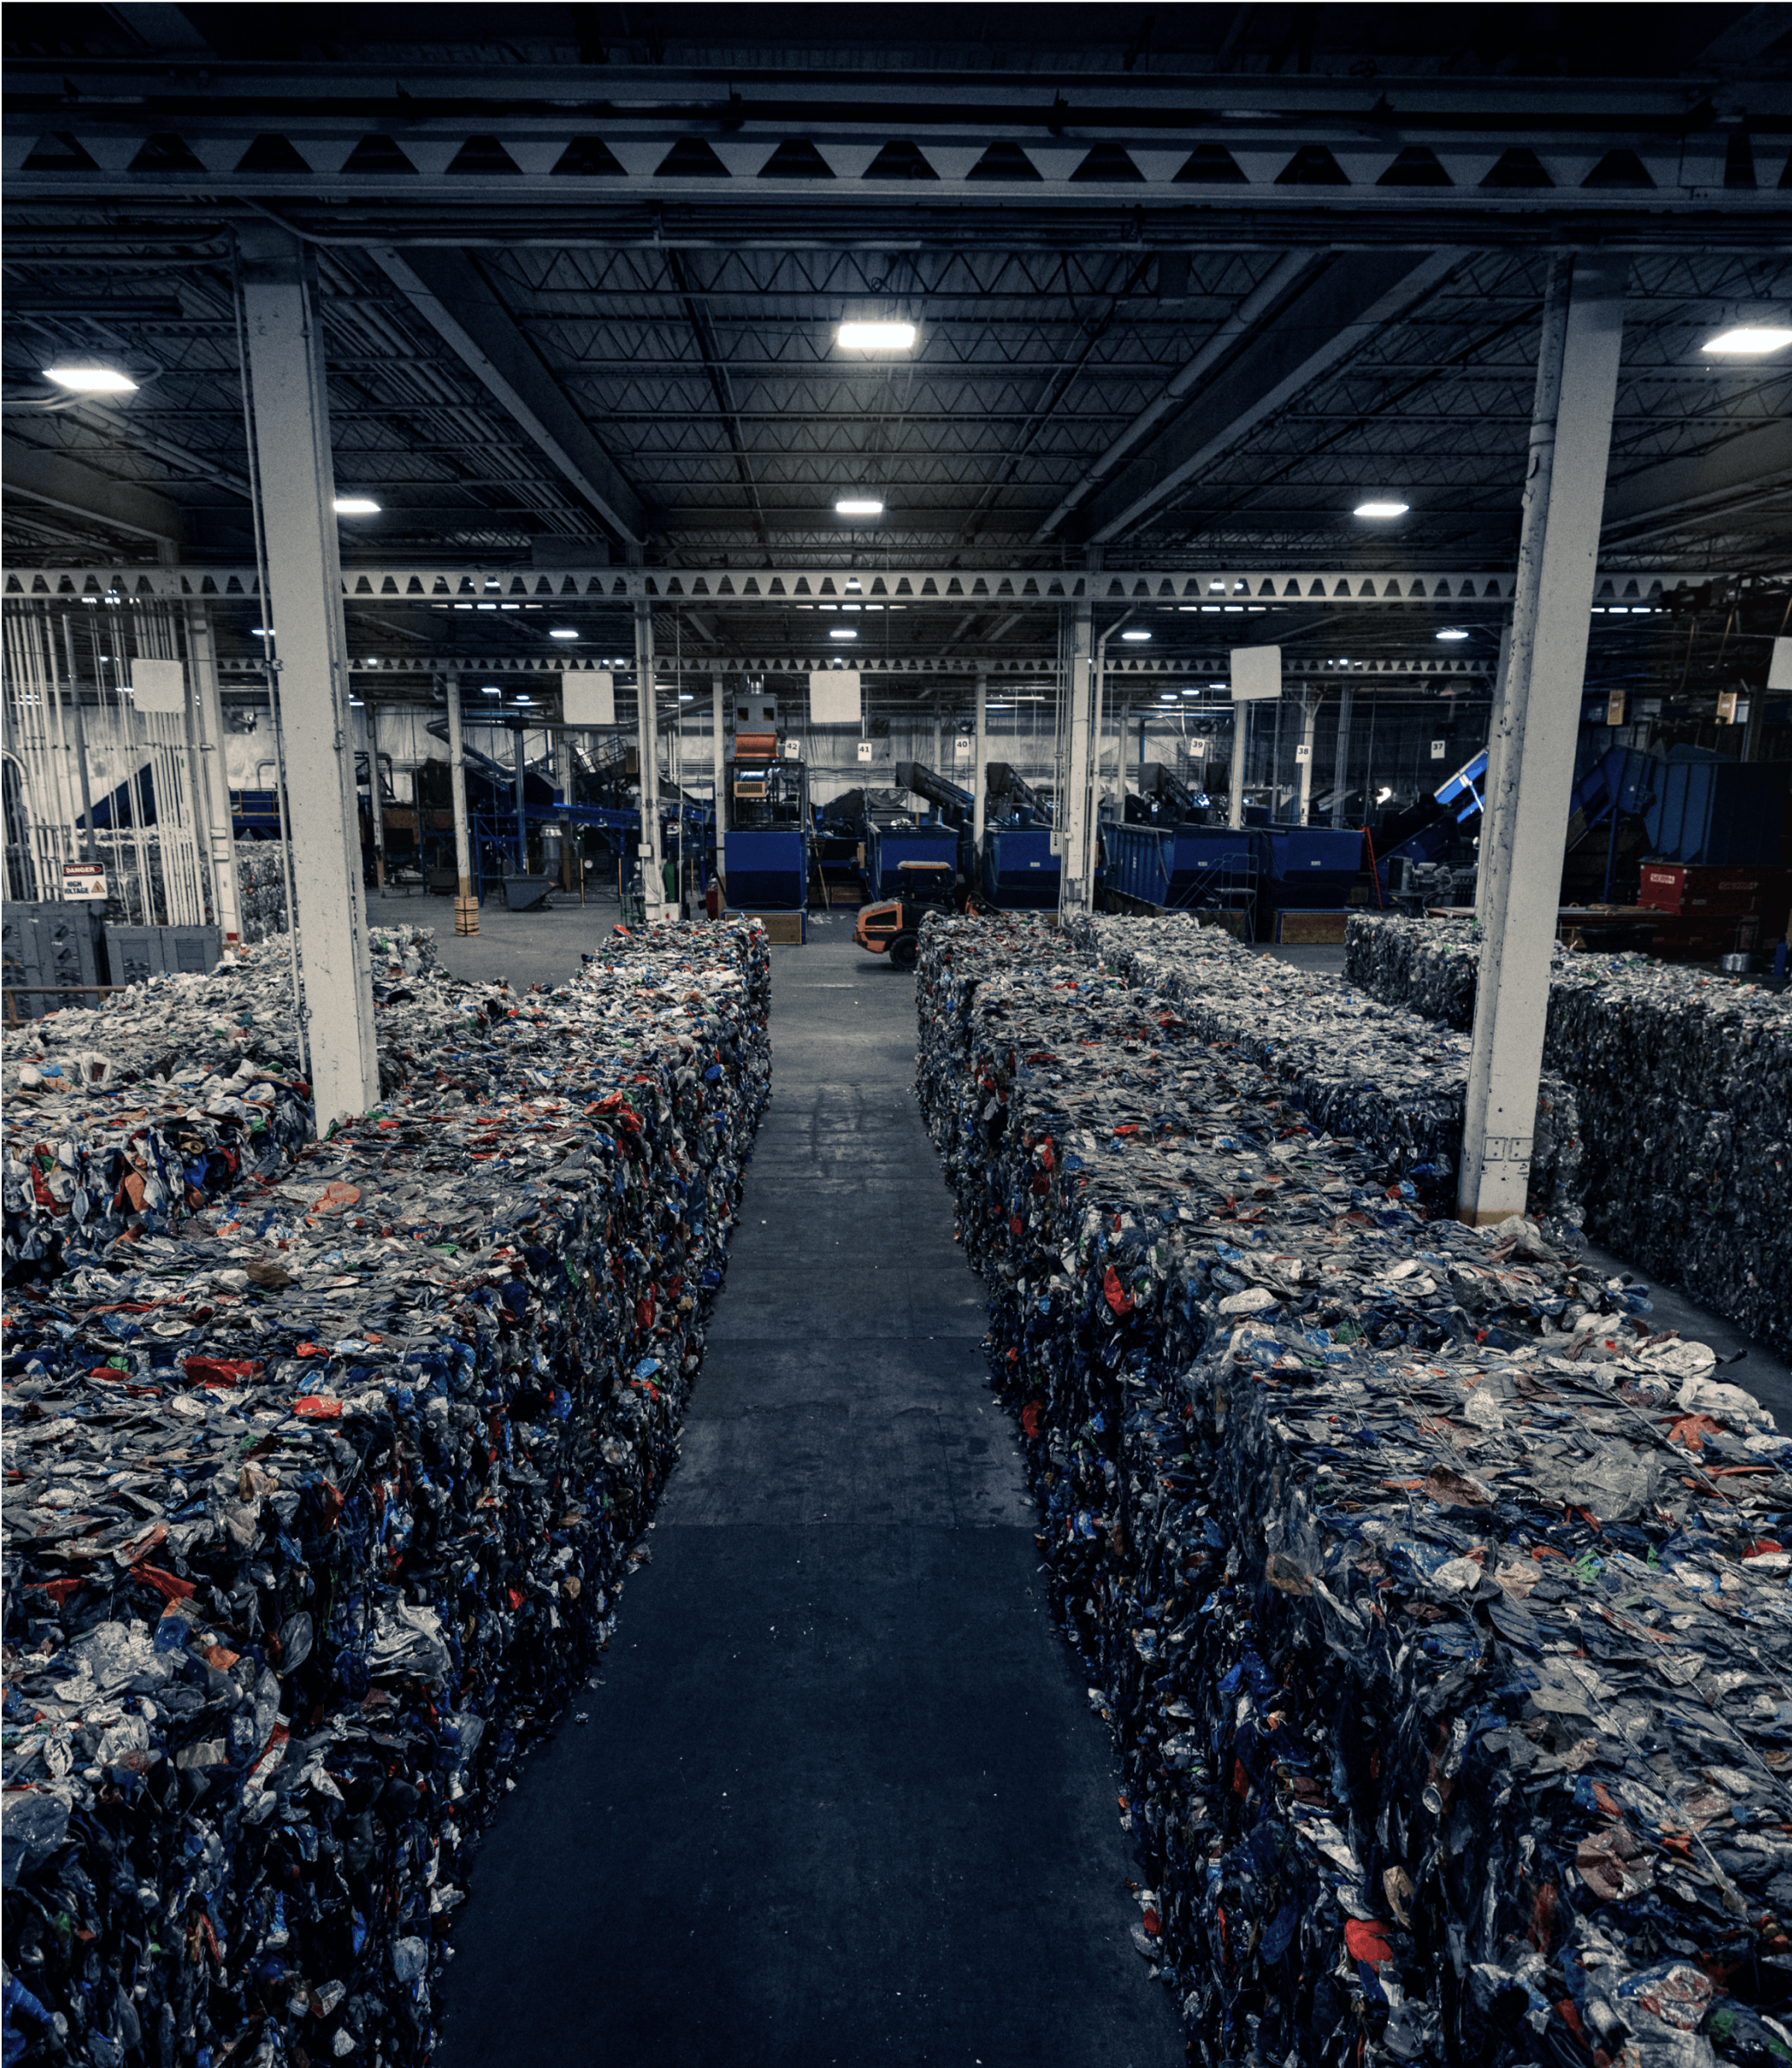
[2,602,213,926]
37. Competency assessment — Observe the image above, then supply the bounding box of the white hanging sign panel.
[810,670,862,725]
[1186,739,1208,760]
[1229,646,1282,702]
[783,738,802,760]
[562,671,615,727]
[857,739,873,763]
[1430,739,1448,759]
[128,658,186,715]
[953,734,972,760]
[1769,637,1792,691]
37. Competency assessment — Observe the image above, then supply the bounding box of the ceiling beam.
[2,436,186,545]
[1694,3,1792,64]
[1599,418,1792,542]
[1075,250,1466,545]
[367,246,647,546]
[3,561,1700,606]
[1036,250,1319,542]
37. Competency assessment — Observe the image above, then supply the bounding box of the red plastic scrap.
[1344,1919,1394,1965]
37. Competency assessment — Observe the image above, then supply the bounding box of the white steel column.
[238,223,378,1128]
[972,664,988,850]
[1329,684,1355,829]
[1228,706,1248,830]
[183,603,241,947]
[633,601,664,920]
[712,671,726,911]
[444,674,476,936]
[1475,613,1515,922]
[1060,600,1095,914]
[1459,253,1626,1226]
[1296,691,1320,824]
[365,701,386,892]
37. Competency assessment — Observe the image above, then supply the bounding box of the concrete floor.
[436,908,1185,2068]
[372,884,627,990]
[428,900,1791,2063]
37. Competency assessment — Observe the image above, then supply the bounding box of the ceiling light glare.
[333,496,381,515]
[251,627,273,637]
[480,686,502,695]
[835,498,884,516]
[1702,325,1792,356]
[837,321,916,351]
[830,628,858,640]
[1354,500,1409,518]
[1436,627,1469,641]
[1121,628,1152,642]
[548,628,580,640]
[43,364,137,393]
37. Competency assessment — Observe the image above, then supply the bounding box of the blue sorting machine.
[1644,755,1789,866]
[723,829,807,911]
[981,827,1060,909]
[865,823,959,900]
[1103,823,1263,912]
[1264,827,1364,910]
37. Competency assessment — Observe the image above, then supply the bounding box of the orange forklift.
[853,859,958,969]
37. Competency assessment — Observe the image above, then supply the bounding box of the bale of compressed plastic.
[2,920,771,2068]
[1078,914,1581,1224]
[4,931,473,1284]
[916,912,1792,2068]
[1346,915,1792,1357]
[1345,911,1479,1028]
[233,846,292,946]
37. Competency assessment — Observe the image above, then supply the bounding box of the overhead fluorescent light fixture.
[1702,325,1792,357]
[830,628,858,640]
[515,694,533,705]
[251,627,274,637]
[1354,500,1409,518]
[43,364,137,393]
[333,496,381,515]
[1121,628,1152,641]
[835,498,884,516]
[837,321,916,351]
[548,628,580,640]
[1436,627,1469,641]
[480,686,502,695]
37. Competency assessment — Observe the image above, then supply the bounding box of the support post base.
[454,896,480,937]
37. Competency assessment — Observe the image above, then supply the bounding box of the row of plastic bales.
[2,921,772,2068]
[916,912,1792,2068]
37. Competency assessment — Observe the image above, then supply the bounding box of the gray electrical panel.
[2,903,110,1021]
[104,925,223,986]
